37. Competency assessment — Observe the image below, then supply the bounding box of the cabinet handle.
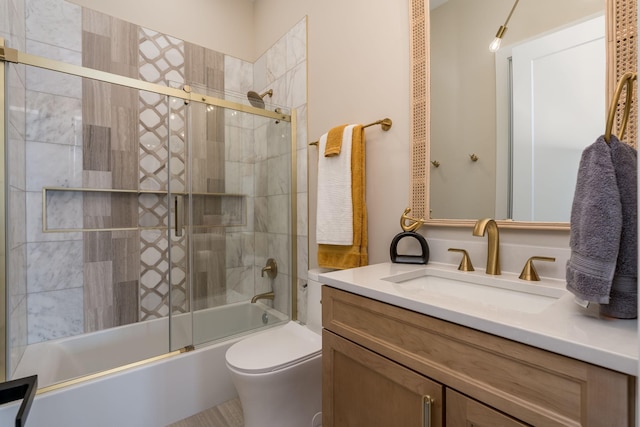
[174,195,184,237]
[423,395,433,427]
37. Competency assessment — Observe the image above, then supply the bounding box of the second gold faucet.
[472,218,501,275]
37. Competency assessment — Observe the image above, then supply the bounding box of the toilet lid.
[226,322,322,374]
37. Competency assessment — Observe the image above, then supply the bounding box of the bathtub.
[1,301,288,427]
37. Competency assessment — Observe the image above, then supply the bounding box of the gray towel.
[566,135,637,318]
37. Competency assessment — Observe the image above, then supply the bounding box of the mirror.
[424,0,607,227]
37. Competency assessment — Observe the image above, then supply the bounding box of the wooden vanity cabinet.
[322,286,635,427]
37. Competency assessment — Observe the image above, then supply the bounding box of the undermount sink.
[382,267,567,314]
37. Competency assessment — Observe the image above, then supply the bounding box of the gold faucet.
[251,291,275,304]
[472,218,501,275]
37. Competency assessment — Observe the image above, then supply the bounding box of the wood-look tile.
[112,231,140,283]
[84,231,113,263]
[82,79,112,127]
[110,192,137,228]
[184,43,205,87]
[204,48,224,91]
[84,305,115,333]
[82,31,111,72]
[84,260,115,332]
[110,17,138,72]
[83,124,112,171]
[114,280,138,326]
[82,8,111,37]
[111,105,138,152]
[84,192,112,229]
[168,398,244,427]
[111,150,138,190]
[83,170,113,189]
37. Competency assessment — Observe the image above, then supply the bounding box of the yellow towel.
[324,124,348,157]
[318,125,368,269]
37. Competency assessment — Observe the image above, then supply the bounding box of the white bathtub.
[1,302,288,427]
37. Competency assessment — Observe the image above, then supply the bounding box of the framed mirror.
[409,0,637,230]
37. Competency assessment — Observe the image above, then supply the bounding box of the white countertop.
[319,262,638,376]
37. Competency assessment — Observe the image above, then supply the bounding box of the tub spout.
[251,291,275,303]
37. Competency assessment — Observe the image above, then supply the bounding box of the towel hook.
[605,72,637,143]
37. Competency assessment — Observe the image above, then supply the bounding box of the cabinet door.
[446,389,529,427]
[323,329,443,427]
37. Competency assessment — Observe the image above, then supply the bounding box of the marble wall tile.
[297,148,308,197]
[271,273,290,316]
[27,67,81,106]
[8,187,26,249]
[266,36,287,84]
[297,192,308,237]
[268,233,290,283]
[286,18,307,71]
[1,0,10,39]
[29,190,83,238]
[25,90,82,146]
[254,196,268,233]
[297,235,308,280]
[26,39,81,66]
[287,62,307,109]
[253,54,267,95]
[27,287,83,344]
[8,136,26,191]
[9,296,27,377]
[26,0,81,53]
[26,141,82,191]
[224,56,253,96]
[296,277,308,324]
[8,64,26,141]
[267,154,290,196]
[27,240,83,292]
[5,0,26,51]
[296,104,308,150]
[267,194,289,234]
[226,265,254,301]
[254,160,268,197]
[8,245,27,312]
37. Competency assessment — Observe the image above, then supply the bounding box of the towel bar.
[309,118,392,146]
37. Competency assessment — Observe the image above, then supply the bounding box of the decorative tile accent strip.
[138,27,188,319]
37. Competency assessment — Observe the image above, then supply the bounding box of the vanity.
[319,263,637,426]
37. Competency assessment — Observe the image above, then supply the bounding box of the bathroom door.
[510,15,605,221]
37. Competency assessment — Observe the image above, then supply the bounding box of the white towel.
[316,125,356,245]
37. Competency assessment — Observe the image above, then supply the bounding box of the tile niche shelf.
[42,187,247,233]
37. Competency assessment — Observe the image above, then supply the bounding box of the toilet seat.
[226,322,322,374]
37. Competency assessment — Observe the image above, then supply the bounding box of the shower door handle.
[174,195,184,237]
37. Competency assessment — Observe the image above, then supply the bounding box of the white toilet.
[225,269,327,427]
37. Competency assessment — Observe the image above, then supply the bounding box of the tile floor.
[168,398,244,427]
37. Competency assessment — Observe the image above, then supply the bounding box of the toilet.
[225,269,328,427]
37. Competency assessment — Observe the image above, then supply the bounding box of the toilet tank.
[306,269,333,333]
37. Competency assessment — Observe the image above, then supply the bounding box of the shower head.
[247,89,273,109]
